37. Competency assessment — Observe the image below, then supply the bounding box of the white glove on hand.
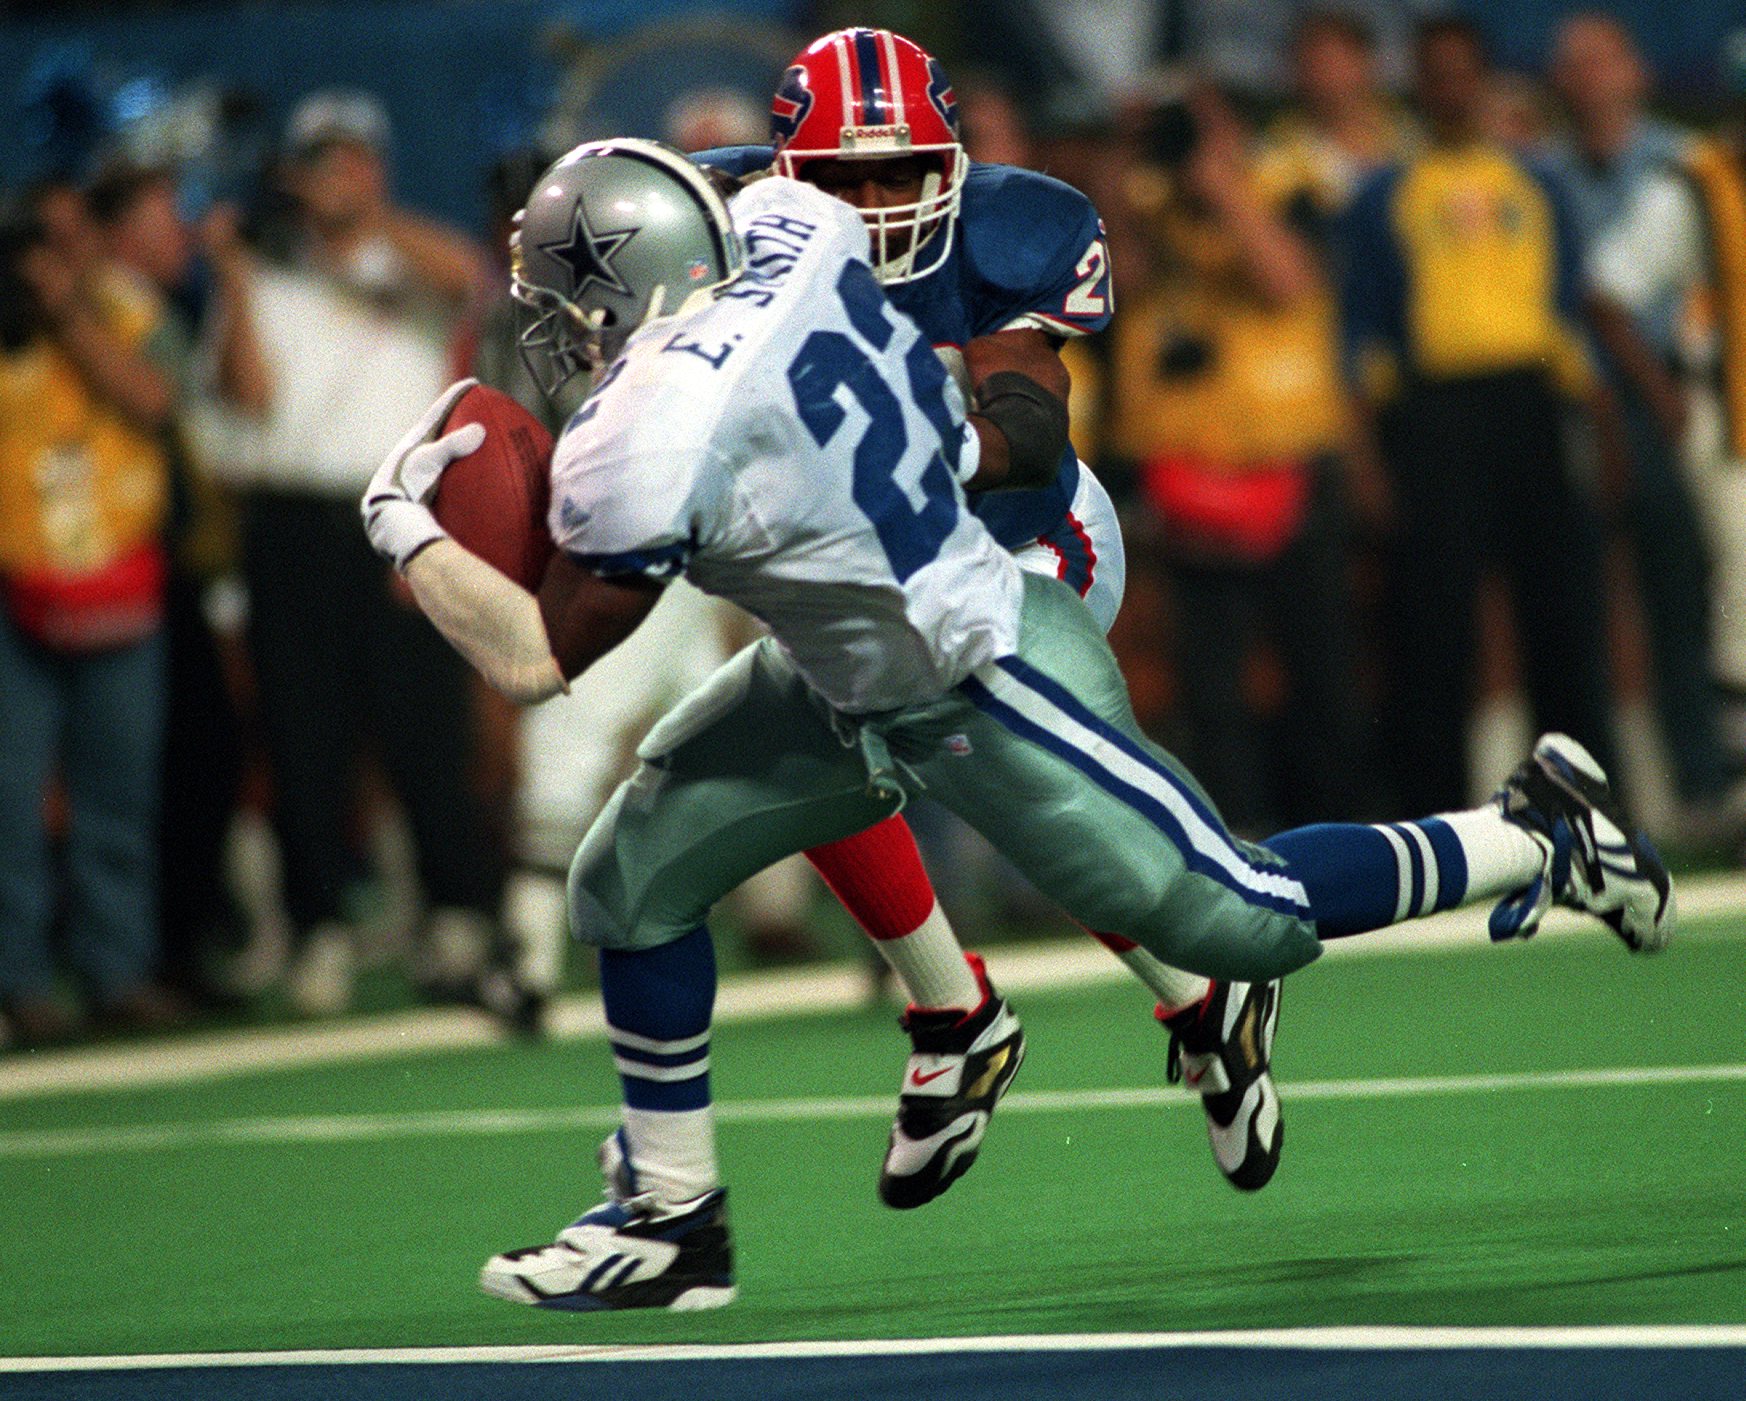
[362,377,487,571]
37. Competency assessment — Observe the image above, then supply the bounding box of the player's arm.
[394,538,668,711]
[400,543,658,702]
[398,526,666,710]
[402,539,571,704]
[362,382,658,704]
[960,328,1072,492]
[534,552,661,681]
[957,171,1114,491]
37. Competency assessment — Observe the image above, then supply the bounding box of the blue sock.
[1263,819,1469,937]
[598,926,716,1113]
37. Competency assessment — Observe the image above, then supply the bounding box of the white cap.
[286,89,390,158]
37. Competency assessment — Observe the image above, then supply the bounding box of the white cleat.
[1491,733,1675,951]
[481,1133,736,1312]
[1161,979,1283,1191]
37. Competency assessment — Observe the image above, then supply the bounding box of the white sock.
[1438,807,1546,901]
[502,869,568,993]
[620,1106,718,1203]
[1113,945,1211,1015]
[872,901,982,1010]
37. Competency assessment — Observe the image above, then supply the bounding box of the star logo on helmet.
[539,202,637,299]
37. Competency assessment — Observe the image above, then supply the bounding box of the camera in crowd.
[1142,94,1202,169]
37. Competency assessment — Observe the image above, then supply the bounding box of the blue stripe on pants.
[960,666,1311,922]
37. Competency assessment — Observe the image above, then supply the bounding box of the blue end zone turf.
[6,1347,1745,1401]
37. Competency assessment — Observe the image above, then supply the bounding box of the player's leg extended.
[918,576,1317,983]
[1018,494,1292,1188]
[914,575,1675,975]
[1264,732,1674,951]
[482,640,895,1311]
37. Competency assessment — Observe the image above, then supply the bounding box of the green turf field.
[2,921,1743,1360]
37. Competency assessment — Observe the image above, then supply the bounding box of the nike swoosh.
[910,1065,954,1087]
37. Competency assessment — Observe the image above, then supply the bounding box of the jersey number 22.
[787,263,963,583]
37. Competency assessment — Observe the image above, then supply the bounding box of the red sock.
[1086,928,1138,953]
[806,816,938,940]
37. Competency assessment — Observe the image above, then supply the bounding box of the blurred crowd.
[1088,11,1746,853]
[4,5,1746,1049]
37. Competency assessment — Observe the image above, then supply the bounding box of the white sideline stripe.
[5,1326,1745,1372]
[3,1061,1743,1161]
[4,871,1744,1103]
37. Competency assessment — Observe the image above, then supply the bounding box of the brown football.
[431,383,556,592]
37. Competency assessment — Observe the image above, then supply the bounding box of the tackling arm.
[961,328,1072,491]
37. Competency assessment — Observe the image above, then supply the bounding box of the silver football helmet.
[511,138,744,395]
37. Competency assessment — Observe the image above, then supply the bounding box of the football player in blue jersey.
[695,28,1288,1200]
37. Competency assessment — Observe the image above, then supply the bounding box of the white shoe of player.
[1491,733,1676,951]
[1161,979,1283,1191]
[878,953,1026,1209]
[480,1132,736,1312]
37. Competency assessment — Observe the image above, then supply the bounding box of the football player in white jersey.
[363,139,1671,1313]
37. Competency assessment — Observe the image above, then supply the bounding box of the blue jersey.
[695,148,1113,548]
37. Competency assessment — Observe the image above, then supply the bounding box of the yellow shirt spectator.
[1340,139,1593,399]
[0,280,168,577]
[1111,168,1348,468]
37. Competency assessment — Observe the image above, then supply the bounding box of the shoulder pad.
[958,163,1101,289]
[690,145,776,177]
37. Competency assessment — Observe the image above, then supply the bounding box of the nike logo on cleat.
[910,1065,954,1087]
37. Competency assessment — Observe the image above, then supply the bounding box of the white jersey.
[546,178,1024,713]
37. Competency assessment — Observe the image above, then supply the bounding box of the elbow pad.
[974,371,1071,489]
